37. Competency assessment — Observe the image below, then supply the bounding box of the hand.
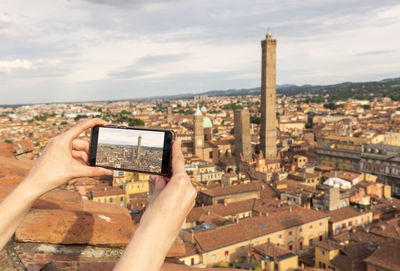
[113,138,196,271]
[24,118,113,196]
[147,138,196,224]
[143,138,196,242]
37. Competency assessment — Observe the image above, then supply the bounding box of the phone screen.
[91,126,172,175]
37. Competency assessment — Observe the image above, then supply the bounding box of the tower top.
[194,103,202,116]
[266,27,272,38]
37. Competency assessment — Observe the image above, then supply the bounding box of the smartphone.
[89,125,174,176]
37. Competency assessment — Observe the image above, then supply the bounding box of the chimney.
[190,229,194,243]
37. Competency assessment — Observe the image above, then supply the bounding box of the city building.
[360,143,400,197]
[316,135,372,171]
[250,243,298,271]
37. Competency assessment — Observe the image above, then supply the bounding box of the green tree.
[4,139,12,144]
[128,118,144,126]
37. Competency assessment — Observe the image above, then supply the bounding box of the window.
[279,234,282,239]
[110,198,113,203]
[309,238,314,247]
[319,235,323,241]
[321,249,325,256]
[319,222,323,228]
[342,223,346,229]
[289,245,293,250]
[240,246,245,253]
[211,254,216,261]
[120,196,123,201]
[348,221,353,227]
[191,258,194,266]
[299,241,303,250]
[289,231,293,236]
[267,238,270,243]
[299,228,303,233]
[309,225,313,230]
[224,250,229,256]
[209,151,213,159]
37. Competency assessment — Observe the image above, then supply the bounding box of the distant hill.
[153,76,400,101]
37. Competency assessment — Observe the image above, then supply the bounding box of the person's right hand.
[110,137,197,271]
[142,138,196,245]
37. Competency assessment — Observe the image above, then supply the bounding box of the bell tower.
[193,104,204,157]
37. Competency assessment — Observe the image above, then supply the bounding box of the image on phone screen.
[95,127,165,174]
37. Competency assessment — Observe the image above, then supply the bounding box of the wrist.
[18,176,46,203]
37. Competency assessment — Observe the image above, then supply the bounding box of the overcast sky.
[98,127,164,148]
[0,0,399,105]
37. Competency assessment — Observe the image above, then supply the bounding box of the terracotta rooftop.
[314,239,342,251]
[199,181,260,197]
[91,187,125,198]
[193,205,329,252]
[363,238,400,271]
[327,206,369,223]
[0,156,34,185]
[368,217,400,240]
[252,242,294,258]
[187,199,256,222]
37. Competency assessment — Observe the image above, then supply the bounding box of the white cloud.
[0,59,33,73]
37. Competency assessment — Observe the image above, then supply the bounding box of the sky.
[0,0,399,105]
[98,127,164,148]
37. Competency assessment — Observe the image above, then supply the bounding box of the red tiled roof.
[327,207,370,223]
[363,239,400,271]
[194,205,329,252]
[200,182,260,197]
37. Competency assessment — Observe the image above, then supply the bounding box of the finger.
[75,165,114,178]
[149,175,167,205]
[72,139,90,153]
[171,138,186,174]
[72,150,89,164]
[64,118,109,141]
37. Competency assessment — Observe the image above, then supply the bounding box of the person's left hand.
[24,118,113,196]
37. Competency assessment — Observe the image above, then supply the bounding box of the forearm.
[113,208,182,271]
[0,178,41,250]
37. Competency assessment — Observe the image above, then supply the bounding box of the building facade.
[360,144,400,198]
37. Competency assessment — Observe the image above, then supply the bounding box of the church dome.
[203,116,213,128]
[200,106,207,112]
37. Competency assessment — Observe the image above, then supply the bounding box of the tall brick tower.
[260,31,277,160]
[193,104,204,157]
[234,109,252,168]
[136,136,142,160]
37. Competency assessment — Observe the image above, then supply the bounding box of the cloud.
[85,0,182,9]
[355,50,395,56]
[137,54,189,65]
[0,0,399,104]
[0,59,33,73]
